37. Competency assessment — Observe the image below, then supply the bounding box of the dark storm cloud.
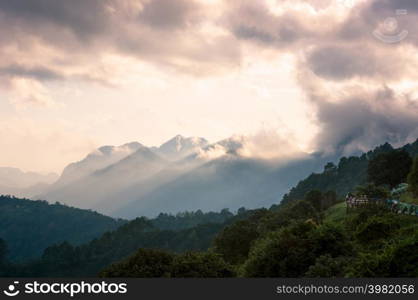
[305,44,413,81]
[307,46,380,80]
[0,0,109,39]
[0,65,63,81]
[138,0,198,29]
[298,63,418,155]
[298,87,418,158]
[232,19,306,46]
[370,0,418,13]
[338,0,418,45]
[224,1,315,48]
[314,87,418,155]
[0,0,241,79]
[233,25,276,44]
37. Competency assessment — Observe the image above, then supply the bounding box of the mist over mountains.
[0,167,58,198]
[8,134,325,218]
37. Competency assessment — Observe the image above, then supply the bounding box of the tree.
[170,252,235,278]
[355,183,390,199]
[305,190,323,210]
[305,255,349,277]
[0,238,8,265]
[322,190,337,209]
[324,162,337,174]
[100,249,174,278]
[407,156,418,198]
[242,221,351,278]
[354,216,400,245]
[242,222,318,277]
[213,220,259,265]
[367,150,412,188]
[388,236,418,277]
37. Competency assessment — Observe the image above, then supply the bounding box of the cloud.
[0,0,243,107]
[305,44,416,81]
[8,78,55,108]
[237,130,306,161]
[314,87,418,155]
[1,0,418,162]
[223,1,321,48]
[297,65,418,155]
[0,0,240,75]
[0,0,109,40]
[138,0,199,29]
[0,64,63,81]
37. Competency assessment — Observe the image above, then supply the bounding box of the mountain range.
[24,135,327,218]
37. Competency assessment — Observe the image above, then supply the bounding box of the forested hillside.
[2,210,242,277]
[0,196,125,262]
[282,139,418,204]
[98,142,418,278]
[100,194,418,277]
[0,196,237,266]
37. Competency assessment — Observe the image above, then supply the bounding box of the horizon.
[2,133,418,177]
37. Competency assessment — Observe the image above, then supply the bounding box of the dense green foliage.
[99,249,174,277]
[95,195,418,277]
[354,183,390,199]
[367,150,412,188]
[283,140,418,203]
[0,193,237,263]
[0,239,8,277]
[242,221,351,277]
[0,196,125,262]
[4,215,235,277]
[408,156,418,198]
[213,210,268,265]
[151,209,234,231]
[0,239,7,265]
[170,252,234,278]
[100,250,234,278]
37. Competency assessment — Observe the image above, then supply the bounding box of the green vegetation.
[0,195,237,265]
[324,202,346,223]
[100,250,235,278]
[100,195,417,277]
[0,196,125,262]
[400,192,418,205]
[0,238,7,264]
[151,209,234,231]
[367,150,412,188]
[2,210,240,277]
[283,140,418,203]
[408,156,418,198]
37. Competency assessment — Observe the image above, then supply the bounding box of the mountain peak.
[157,135,209,160]
[98,145,115,155]
[174,134,185,140]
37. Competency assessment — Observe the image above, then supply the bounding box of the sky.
[1,0,418,174]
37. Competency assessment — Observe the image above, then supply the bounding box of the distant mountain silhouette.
[37,135,326,218]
